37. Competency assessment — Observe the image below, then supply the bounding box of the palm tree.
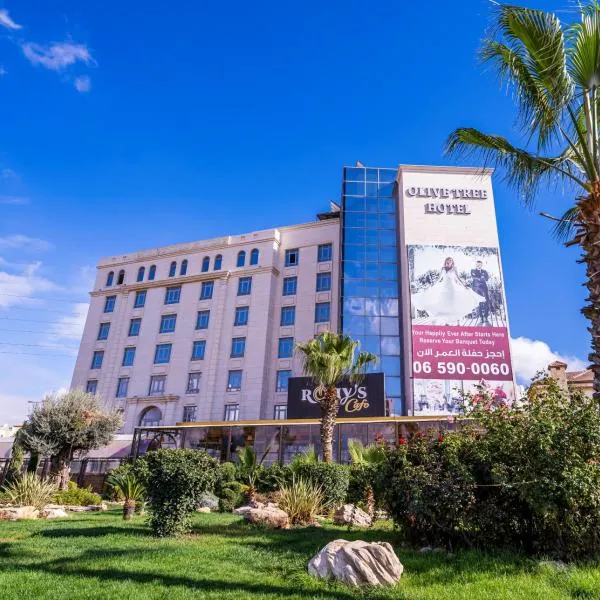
[106,472,145,520]
[446,3,600,398]
[296,332,377,463]
[347,439,386,518]
[236,445,270,504]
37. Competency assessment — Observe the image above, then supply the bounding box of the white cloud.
[0,9,22,30]
[0,196,29,205]
[0,67,6,76]
[510,336,587,383]
[74,75,91,93]
[22,42,93,71]
[46,302,89,342]
[0,235,53,252]
[0,262,58,309]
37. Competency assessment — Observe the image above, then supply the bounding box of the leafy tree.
[3,430,25,486]
[296,332,377,462]
[447,3,600,397]
[20,390,122,490]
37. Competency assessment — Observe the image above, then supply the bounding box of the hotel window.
[318,243,332,262]
[278,337,294,358]
[274,405,287,420]
[97,322,110,340]
[214,254,222,270]
[180,259,188,276]
[200,281,214,300]
[91,351,104,369]
[129,318,141,336]
[86,380,98,394]
[224,404,240,421]
[236,250,246,267]
[282,276,297,296]
[196,310,210,330]
[117,270,125,285]
[280,305,295,326]
[191,340,206,360]
[315,302,331,323]
[116,377,129,398]
[316,272,331,292]
[122,347,136,367]
[134,290,146,308]
[148,265,156,280]
[149,375,166,396]
[159,313,177,333]
[182,405,197,422]
[285,248,299,267]
[234,306,248,326]
[169,261,177,277]
[154,343,172,364]
[137,266,145,282]
[104,295,116,313]
[165,286,181,304]
[201,256,210,272]
[250,248,259,265]
[106,271,114,286]
[230,337,246,358]
[227,370,242,392]
[187,372,201,394]
[276,369,291,392]
[237,276,252,296]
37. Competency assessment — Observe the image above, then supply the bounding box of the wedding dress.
[412,267,485,324]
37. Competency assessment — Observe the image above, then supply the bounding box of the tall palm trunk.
[320,386,339,463]
[365,485,375,519]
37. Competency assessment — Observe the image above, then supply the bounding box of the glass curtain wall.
[341,166,403,415]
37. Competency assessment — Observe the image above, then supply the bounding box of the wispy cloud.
[1,168,17,179]
[0,9,22,30]
[46,302,89,343]
[22,42,93,71]
[0,196,29,205]
[74,75,91,93]
[0,235,53,252]
[0,67,6,76]
[0,262,59,309]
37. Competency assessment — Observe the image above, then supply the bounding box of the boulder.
[334,504,372,528]
[0,506,40,521]
[197,492,219,511]
[233,502,290,529]
[308,539,403,587]
[40,508,69,519]
[196,507,211,513]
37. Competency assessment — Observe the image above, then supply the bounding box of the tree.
[347,438,386,517]
[296,332,377,463]
[106,471,146,520]
[3,430,25,487]
[20,390,122,490]
[235,445,270,504]
[446,3,600,398]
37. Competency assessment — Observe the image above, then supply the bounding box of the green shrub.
[293,463,349,510]
[103,458,149,500]
[53,480,102,506]
[145,449,218,536]
[215,462,244,512]
[257,463,292,494]
[3,473,57,509]
[278,476,324,525]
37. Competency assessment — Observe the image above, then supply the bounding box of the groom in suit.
[470,260,491,326]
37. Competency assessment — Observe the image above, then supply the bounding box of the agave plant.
[277,476,324,525]
[106,472,145,520]
[3,473,57,510]
[347,439,386,518]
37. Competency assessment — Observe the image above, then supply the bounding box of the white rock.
[0,506,40,520]
[334,504,372,527]
[40,508,69,519]
[196,507,211,513]
[233,502,290,529]
[308,539,403,587]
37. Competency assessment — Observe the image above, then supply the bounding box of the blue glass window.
[250,248,259,265]
[134,290,146,308]
[230,337,246,358]
[196,310,210,329]
[345,167,365,181]
[91,351,104,369]
[154,343,172,364]
[148,265,156,280]
[278,337,294,358]
[280,305,295,326]
[191,340,206,360]
[116,377,129,398]
[282,276,297,296]
[214,254,222,270]
[165,286,181,304]
[159,314,177,333]
[169,261,177,277]
[137,266,145,282]
[237,276,252,296]
[315,302,331,323]
[200,281,214,300]
[129,318,141,336]
[318,243,332,262]
[276,370,291,392]
[224,404,240,419]
[234,306,248,326]
[106,271,114,287]
[97,322,110,340]
[86,380,98,393]
[122,347,136,367]
[285,248,299,267]
[202,256,210,272]
[316,272,331,292]
[226,370,242,392]
[237,251,246,267]
[104,296,116,313]
[180,260,188,276]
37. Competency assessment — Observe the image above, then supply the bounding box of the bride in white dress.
[412,257,485,325]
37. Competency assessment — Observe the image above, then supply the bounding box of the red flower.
[417,431,425,438]
[398,437,407,445]
[437,435,444,442]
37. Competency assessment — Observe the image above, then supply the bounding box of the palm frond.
[552,205,582,242]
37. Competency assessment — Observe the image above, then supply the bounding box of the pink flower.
[398,437,407,445]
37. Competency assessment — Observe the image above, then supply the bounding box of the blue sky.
[0,1,588,423]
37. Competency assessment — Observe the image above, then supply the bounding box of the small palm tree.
[446,3,600,398]
[106,472,145,520]
[296,332,377,463]
[236,446,270,504]
[347,439,386,518]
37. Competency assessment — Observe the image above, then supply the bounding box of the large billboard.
[287,373,386,419]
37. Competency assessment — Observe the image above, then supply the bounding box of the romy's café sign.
[405,185,488,216]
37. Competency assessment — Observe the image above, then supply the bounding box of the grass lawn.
[1,509,600,599]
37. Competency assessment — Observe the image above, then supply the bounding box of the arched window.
[169,261,177,277]
[214,254,222,271]
[148,265,156,281]
[117,269,125,285]
[236,251,246,268]
[202,256,210,273]
[137,266,145,282]
[180,260,188,276]
[250,248,259,265]
[106,271,114,286]
[139,406,162,427]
